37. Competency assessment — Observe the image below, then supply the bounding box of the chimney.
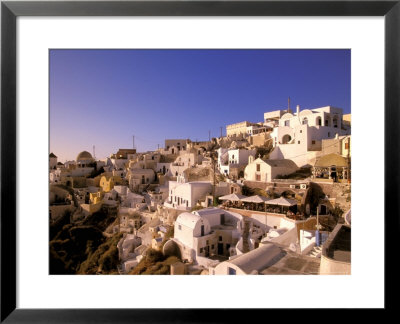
[296,105,300,116]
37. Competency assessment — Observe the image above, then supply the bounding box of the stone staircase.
[308,245,322,258]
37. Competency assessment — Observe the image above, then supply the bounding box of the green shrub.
[129,249,180,275]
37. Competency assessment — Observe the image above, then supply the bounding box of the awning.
[241,195,272,203]
[219,193,247,201]
[265,197,298,206]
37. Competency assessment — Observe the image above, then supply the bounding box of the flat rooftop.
[259,244,321,275]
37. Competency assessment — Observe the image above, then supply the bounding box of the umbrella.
[241,195,272,212]
[265,197,298,206]
[219,193,246,201]
[241,195,272,203]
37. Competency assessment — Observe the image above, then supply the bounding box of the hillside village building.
[109,149,137,170]
[111,148,137,160]
[164,181,212,210]
[49,153,57,169]
[268,105,351,167]
[76,151,95,167]
[320,135,351,158]
[164,208,244,262]
[244,156,298,182]
[226,121,259,137]
[164,139,189,153]
[217,148,256,176]
[128,153,161,171]
[127,168,155,191]
[99,175,123,192]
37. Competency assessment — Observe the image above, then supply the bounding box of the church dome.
[76,151,93,161]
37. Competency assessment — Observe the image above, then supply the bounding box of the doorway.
[218,243,223,255]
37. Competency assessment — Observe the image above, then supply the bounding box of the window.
[328,132,331,137]
[228,267,236,275]
[345,142,349,149]
[219,236,222,241]
[302,117,308,125]
[206,240,209,245]
[333,117,338,128]
[298,141,300,144]
[312,140,316,145]
[256,174,261,181]
[284,120,290,127]
[256,164,260,171]
[211,244,215,250]
[300,130,302,133]
[200,248,203,253]
[178,225,182,230]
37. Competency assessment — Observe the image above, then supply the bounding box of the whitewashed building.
[217,148,256,176]
[164,181,212,210]
[268,105,351,167]
[244,156,298,182]
[164,208,244,262]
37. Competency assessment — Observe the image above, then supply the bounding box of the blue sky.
[50,49,350,162]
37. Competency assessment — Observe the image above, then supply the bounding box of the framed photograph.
[1,0,397,322]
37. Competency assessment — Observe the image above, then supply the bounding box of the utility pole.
[220,127,223,138]
[212,153,216,206]
[347,136,351,183]
[209,130,211,142]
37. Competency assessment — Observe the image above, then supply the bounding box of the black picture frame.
[1,0,398,322]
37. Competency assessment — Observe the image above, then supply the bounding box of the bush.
[256,145,273,159]
[78,233,123,274]
[276,167,312,180]
[331,206,344,220]
[145,249,164,264]
[242,185,254,196]
[129,249,180,275]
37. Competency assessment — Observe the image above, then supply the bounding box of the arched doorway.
[163,240,182,260]
[282,134,292,144]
